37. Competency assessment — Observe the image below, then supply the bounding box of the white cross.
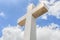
[17,3,48,40]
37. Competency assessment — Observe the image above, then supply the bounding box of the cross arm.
[17,3,48,26]
[32,3,48,18]
[17,15,26,26]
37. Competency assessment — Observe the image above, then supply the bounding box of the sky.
[0,0,60,40]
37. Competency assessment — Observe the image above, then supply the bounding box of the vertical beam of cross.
[24,12,36,40]
[24,3,36,40]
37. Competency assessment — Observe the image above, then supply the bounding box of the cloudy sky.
[0,0,60,40]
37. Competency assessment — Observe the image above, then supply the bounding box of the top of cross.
[27,3,35,12]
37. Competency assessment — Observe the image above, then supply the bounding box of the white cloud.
[37,23,60,40]
[0,38,1,40]
[0,23,60,40]
[0,37,3,40]
[2,27,24,40]
[40,14,48,20]
[39,0,60,19]
[0,12,5,18]
[48,1,60,19]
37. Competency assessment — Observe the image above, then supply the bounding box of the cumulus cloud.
[0,38,1,40]
[0,37,3,40]
[40,14,48,20]
[0,23,60,40]
[0,12,5,18]
[37,23,60,40]
[2,27,24,40]
[39,0,60,19]
[48,1,60,19]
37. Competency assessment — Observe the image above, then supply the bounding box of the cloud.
[0,37,3,40]
[37,23,60,40]
[40,14,48,20]
[0,23,60,40]
[48,1,60,19]
[2,27,24,40]
[39,0,60,19]
[0,12,5,18]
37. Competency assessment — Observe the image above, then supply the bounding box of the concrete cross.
[17,3,48,40]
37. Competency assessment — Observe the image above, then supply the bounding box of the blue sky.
[0,0,39,37]
[0,0,60,37]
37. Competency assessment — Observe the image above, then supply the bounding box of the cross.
[17,3,48,40]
